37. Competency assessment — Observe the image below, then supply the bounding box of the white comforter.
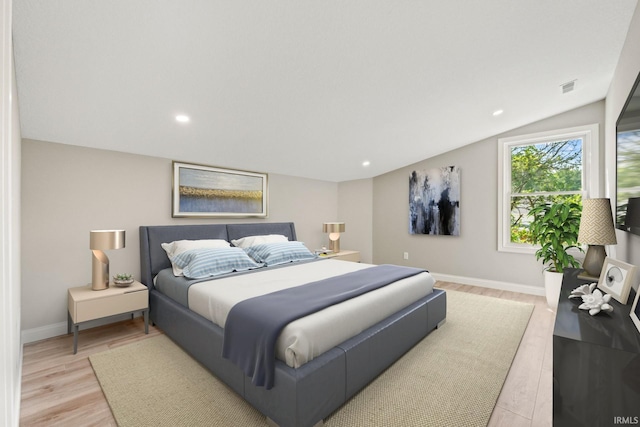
[188,260,434,368]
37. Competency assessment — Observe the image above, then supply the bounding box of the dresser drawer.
[69,287,148,323]
[333,251,361,262]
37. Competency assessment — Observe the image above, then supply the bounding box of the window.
[498,124,599,253]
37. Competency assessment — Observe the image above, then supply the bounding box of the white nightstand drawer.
[320,250,361,262]
[68,281,149,324]
[332,251,360,262]
[74,289,148,323]
[67,281,149,353]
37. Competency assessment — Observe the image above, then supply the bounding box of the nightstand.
[67,280,149,354]
[320,250,361,262]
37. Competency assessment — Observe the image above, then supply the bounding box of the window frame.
[497,124,600,254]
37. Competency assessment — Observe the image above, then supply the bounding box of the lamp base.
[581,245,607,280]
[92,281,109,291]
[577,272,600,282]
[92,250,110,291]
[328,238,340,254]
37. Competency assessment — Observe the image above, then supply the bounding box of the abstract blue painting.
[409,166,460,235]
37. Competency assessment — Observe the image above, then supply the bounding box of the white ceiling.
[12,1,638,182]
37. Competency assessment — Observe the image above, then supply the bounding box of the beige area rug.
[90,290,533,427]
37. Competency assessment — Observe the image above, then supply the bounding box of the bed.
[139,222,446,427]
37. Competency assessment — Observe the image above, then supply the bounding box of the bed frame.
[139,222,446,427]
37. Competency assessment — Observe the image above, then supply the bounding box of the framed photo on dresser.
[597,257,637,305]
[631,286,640,335]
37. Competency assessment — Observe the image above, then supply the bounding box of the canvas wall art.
[409,166,460,235]
[172,161,268,218]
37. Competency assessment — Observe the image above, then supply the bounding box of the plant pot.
[113,278,134,287]
[544,270,563,310]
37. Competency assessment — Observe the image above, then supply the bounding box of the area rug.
[90,290,533,427]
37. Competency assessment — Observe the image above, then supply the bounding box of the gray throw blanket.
[222,264,427,389]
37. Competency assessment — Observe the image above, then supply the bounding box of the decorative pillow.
[231,234,288,248]
[161,239,231,276]
[243,241,317,266]
[169,247,264,279]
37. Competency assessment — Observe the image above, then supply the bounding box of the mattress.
[185,259,435,368]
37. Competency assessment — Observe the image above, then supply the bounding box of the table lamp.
[577,198,617,280]
[323,222,345,253]
[90,229,125,290]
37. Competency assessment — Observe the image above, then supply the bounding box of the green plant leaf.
[529,201,583,272]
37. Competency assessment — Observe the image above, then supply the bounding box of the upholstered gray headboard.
[139,222,297,288]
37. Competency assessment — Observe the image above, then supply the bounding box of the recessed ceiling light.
[362,161,371,167]
[175,115,190,123]
[492,109,504,116]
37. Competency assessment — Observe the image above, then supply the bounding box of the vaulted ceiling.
[12,1,638,182]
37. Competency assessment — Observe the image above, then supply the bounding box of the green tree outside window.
[509,139,583,244]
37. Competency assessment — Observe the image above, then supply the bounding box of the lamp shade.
[322,222,345,253]
[322,222,345,234]
[90,230,126,250]
[577,198,617,245]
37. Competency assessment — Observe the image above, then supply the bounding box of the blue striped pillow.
[243,241,317,266]
[169,247,264,279]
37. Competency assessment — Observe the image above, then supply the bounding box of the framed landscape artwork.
[172,161,268,218]
[409,166,460,236]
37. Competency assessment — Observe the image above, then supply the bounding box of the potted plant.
[113,273,134,287]
[529,200,583,309]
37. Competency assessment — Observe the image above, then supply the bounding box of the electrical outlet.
[403,252,409,260]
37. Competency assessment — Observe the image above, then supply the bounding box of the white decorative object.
[568,282,597,299]
[578,289,614,316]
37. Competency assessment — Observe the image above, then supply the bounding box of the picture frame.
[409,166,461,236]
[631,286,640,335]
[172,161,268,218]
[597,257,637,305]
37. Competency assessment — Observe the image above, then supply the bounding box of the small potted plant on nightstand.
[529,200,583,310]
[113,273,134,287]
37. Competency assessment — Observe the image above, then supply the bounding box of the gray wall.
[606,3,640,273]
[372,101,605,292]
[21,139,339,338]
[338,178,373,264]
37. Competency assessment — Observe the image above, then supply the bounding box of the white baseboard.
[21,321,68,344]
[430,272,545,297]
[21,313,141,344]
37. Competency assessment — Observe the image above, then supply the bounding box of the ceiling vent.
[561,80,576,94]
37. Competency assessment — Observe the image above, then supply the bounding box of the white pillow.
[231,234,288,248]
[161,239,231,276]
[169,247,264,279]
[243,242,317,266]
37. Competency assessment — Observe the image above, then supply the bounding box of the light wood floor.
[19,282,554,426]
[439,283,555,427]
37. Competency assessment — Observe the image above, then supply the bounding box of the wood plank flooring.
[19,282,554,426]
[436,282,555,427]
[20,319,163,426]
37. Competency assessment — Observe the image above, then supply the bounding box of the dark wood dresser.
[553,269,640,426]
